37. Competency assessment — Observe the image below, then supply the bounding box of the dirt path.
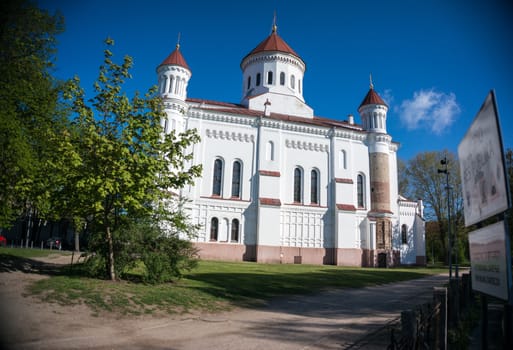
[0,254,448,350]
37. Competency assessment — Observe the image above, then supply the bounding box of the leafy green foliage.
[61,39,201,280]
[0,0,66,227]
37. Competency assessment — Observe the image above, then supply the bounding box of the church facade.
[156,24,426,267]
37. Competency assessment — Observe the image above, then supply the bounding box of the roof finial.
[272,10,277,33]
[176,32,181,50]
[369,73,374,89]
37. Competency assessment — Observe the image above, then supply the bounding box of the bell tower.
[358,77,394,265]
[156,36,191,135]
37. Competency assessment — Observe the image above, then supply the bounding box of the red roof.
[242,27,301,64]
[186,98,365,131]
[359,88,387,108]
[159,45,190,70]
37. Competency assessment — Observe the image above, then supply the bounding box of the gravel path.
[0,253,447,350]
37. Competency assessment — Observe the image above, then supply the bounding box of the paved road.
[6,273,448,350]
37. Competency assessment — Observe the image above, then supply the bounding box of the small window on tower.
[247,76,251,90]
[256,73,261,86]
[401,224,408,244]
[290,75,295,89]
[267,71,273,85]
[280,72,285,85]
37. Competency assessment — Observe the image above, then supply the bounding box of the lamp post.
[438,155,454,279]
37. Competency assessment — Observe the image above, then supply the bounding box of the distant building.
[157,23,425,266]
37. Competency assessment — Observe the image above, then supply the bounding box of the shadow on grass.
[1,253,61,275]
[184,268,432,307]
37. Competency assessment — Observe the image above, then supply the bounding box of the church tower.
[240,20,314,118]
[358,78,394,265]
[157,41,191,135]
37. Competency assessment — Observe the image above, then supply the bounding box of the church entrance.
[377,252,387,268]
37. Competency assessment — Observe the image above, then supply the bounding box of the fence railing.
[388,273,474,350]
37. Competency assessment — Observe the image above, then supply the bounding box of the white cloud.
[381,89,394,107]
[397,89,460,134]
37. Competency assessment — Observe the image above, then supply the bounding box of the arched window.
[247,76,251,90]
[212,159,223,196]
[267,71,273,85]
[168,75,175,94]
[290,74,295,89]
[298,79,301,93]
[231,219,239,242]
[256,73,261,86]
[266,141,274,161]
[280,72,285,85]
[311,169,319,204]
[340,150,347,169]
[357,174,364,208]
[210,217,219,241]
[231,161,242,198]
[160,76,167,93]
[294,168,302,203]
[401,224,408,244]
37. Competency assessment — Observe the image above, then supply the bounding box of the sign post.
[458,90,512,347]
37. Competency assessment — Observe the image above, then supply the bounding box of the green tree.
[61,39,202,281]
[403,150,465,264]
[0,0,65,229]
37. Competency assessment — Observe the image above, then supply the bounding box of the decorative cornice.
[259,170,281,177]
[285,139,328,152]
[241,52,305,71]
[205,129,255,143]
[188,108,366,142]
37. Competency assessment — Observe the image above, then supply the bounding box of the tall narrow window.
[266,141,274,161]
[357,174,364,208]
[231,161,241,198]
[280,72,285,85]
[168,76,174,93]
[401,224,408,244]
[267,71,273,85]
[212,159,223,196]
[231,219,239,242]
[290,74,295,89]
[294,168,302,203]
[247,76,251,90]
[210,217,219,241]
[340,150,347,169]
[311,169,319,204]
[256,73,261,86]
[298,79,301,93]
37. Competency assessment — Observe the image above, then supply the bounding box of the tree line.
[399,149,513,266]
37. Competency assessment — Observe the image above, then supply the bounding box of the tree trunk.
[106,225,116,281]
[74,230,80,252]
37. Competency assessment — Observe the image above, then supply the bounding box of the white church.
[157,23,426,267]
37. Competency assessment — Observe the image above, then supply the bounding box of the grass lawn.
[0,246,71,258]
[1,248,446,316]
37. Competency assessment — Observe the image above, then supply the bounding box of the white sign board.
[458,90,510,226]
[468,221,511,300]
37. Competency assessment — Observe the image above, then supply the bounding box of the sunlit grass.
[0,249,445,316]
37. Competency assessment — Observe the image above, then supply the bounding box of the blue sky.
[39,0,513,161]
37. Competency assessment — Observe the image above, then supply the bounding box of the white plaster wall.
[398,201,420,264]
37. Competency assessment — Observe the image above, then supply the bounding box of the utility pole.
[438,155,455,279]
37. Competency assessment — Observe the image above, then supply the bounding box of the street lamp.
[438,155,456,279]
